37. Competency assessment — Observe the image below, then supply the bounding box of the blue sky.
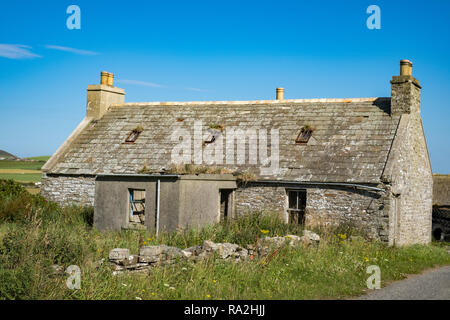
[0,0,449,173]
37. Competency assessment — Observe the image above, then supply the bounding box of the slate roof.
[46,98,400,184]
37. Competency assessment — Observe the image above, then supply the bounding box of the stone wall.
[306,187,389,241]
[235,182,389,241]
[235,183,286,217]
[384,114,433,245]
[41,173,96,206]
[433,174,450,205]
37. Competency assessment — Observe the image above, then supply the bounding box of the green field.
[24,156,51,162]
[0,157,49,184]
[0,160,46,170]
[0,173,42,183]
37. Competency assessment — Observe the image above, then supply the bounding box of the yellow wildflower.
[205,294,211,299]
[260,229,269,234]
[364,257,370,262]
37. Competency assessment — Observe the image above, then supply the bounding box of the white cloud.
[185,87,209,92]
[44,45,99,56]
[116,79,166,88]
[0,44,41,59]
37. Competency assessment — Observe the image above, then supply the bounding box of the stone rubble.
[108,231,320,274]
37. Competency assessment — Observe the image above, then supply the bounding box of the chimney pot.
[400,59,413,76]
[100,71,109,85]
[276,87,284,100]
[107,72,114,86]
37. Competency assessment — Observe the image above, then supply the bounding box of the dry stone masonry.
[108,231,320,274]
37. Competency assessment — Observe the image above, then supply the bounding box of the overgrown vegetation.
[137,164,257,184]
[208,123,225,131]
[133,125,144,133]
[166,164,234,175]
[0,179,448,300]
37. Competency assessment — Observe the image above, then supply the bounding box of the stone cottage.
[41,61,433,246]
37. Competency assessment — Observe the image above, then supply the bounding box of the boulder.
[202,240,219,252]
[232,247,249,261]
[183,245,202,256]
[109,248,130,264]
[217,243,239,259]
[121,254,139,266]
[258,236,286,248]
[199,241,244,260]
[162,245,184,260]
[139,246,164,263]
[300,230,320,245]
[139,245,184,263]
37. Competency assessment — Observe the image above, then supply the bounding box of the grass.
[0,173,42,183]
[0,157,49,184]
[24,156,51,162]
[0,160,45,170]
[0,179,449,300]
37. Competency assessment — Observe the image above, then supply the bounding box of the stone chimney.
[390,60,421,115]
[87,71,125,119]
[276,88,284,100]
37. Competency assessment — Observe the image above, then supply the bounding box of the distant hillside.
[0,150,18,160]
[25,156,51,162]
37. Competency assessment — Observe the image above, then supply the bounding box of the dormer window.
[125,126,143,143]
[295,125,314,144]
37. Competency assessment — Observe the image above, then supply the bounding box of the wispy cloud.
[0,44,41,59]
[116,79,166,88]
[185,87,209,92]
[45,45,99,56]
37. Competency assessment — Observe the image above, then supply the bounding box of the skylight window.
[295,125,314,144]
[203,126,223,145]
[203,133,216,144]
[125,126,143,143]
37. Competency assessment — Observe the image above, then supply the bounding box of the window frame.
[128,188,146,225]
[295,128,313,144]
[286,189,307,224]
[125,130,142,144]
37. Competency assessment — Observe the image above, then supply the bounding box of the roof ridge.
[111,97,390,107]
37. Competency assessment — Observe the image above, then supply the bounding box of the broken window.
[125,127,143,143]
[219,189,234,222]
[129,189,145,225]
[204,134,216,144]
[295,126,314,144]
[203,128,222,145]
[287,189,306,224]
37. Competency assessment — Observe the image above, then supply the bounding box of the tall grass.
[0,178,449,300]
